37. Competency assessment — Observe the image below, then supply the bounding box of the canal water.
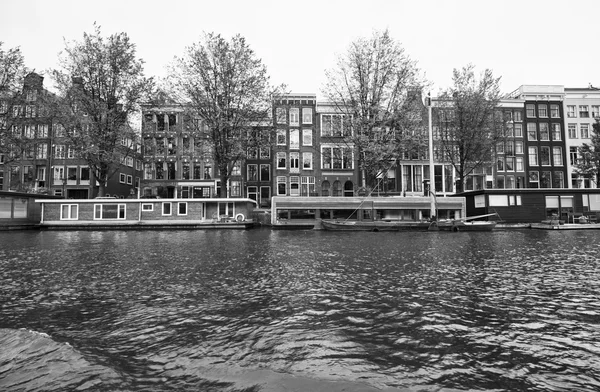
[1,229,599,392]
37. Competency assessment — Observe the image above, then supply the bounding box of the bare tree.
[169,32,282,197]
[321,29,426,191]
[575,119,600,187]
[437,64,502,193]
[50,24,153,196]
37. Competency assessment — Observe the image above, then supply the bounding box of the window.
[529,147,538,166]
[506,157,514,171]
[247,147,258,159]
[580,123,590,139]
[496,142,504,154]
[514,124,523,137]
[289,108,299,125]
[125,156,134,167]
[551,123,561,140]
[526,104,535,117]
[568,124,577,139]
[302,108,312,124]
[277,176,286,195]
[178,202,187,215]
[260,164,270,181]
[540,146,551,166]
[67,146,75,159]
[289,152,299,172]
[302,129,312,146]
[497,157,504,171]
[142,203,153,211]
[514,111,522,122]
[119,173,126,183]
[301,176,315,196]
[276,129,286,145]
[592,105,600,118]
[302,152,313,169]
[94,204,126,220]
[538,104,547,118]
[259,147,270,159]
[570,147,579,165]
[539,123,549,140]
[290,176,299,196]
[516,157,524,171]
[54,145,65,159]
[579,105,589,118]
[527,123,537,140]
[553,171,564,188]
[553,147,563,166]
[38,124,48,138]
[230,181,241,197]
[550,104,560,118]
[247,164,258,181]
[515,141,523,154]
[496,176,505,189]
[232,164,241,176]
[276,107,286,124]
[162,202,172,216]
[127,175,133,185]
[60,204,78,220]
[66,166,77,183]
[506,175,515,189]
[529,171,539,188]
[289,129,299,149]
[36,143,47,159]
[540,171,551,188]
[277,152,286,169]
[567,105,576,118]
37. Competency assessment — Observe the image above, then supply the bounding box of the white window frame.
[60,204,79,220]
[277,152,286,169]
[142,203,154,211]
[302,152,313,170]
[277,176,287,195]
[119,173,126,183]
[289,129,299,149]
[276,129,286,145]
[302,108,313,124]
[93,204,126,220]
[127,175,133,185]
[289,108,299,126]
[178,202,188,216]
[302,129,312,146]
[162,202,172,216]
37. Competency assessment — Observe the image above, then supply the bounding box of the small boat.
[320,219,432,232]
[438,213,499,232]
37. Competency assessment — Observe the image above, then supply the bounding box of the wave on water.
[0,328,120,392]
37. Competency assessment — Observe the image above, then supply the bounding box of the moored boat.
[321,219,432,231]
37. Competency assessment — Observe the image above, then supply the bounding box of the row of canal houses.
[2,73,600,227]
[139,86,600,204]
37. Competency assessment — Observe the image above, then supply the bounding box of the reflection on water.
[1,229,600,391]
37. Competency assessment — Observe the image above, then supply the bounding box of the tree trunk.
[219,172,228,198]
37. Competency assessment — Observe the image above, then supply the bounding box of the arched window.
[344,181,354,197]
[332,180,341,196]
[322,180,330,196]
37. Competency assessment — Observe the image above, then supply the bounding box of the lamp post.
[426,93,436,219]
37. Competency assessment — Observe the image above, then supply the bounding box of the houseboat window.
[162,202,172,216]
[218,202,234,217]
[94,204,126,220]
[60,204,78,220]
[489,195,509,207]
[142,203,153,211]
[178,202,187,216]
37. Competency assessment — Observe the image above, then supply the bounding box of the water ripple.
[0,229,599,391]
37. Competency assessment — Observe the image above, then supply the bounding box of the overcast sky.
[2,0,599,96]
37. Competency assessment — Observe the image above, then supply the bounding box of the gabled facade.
[273,94,321,197]
[505,85,567,189]
[0,73,140,198]
[564,86,600,188]
[140,103,217,199]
